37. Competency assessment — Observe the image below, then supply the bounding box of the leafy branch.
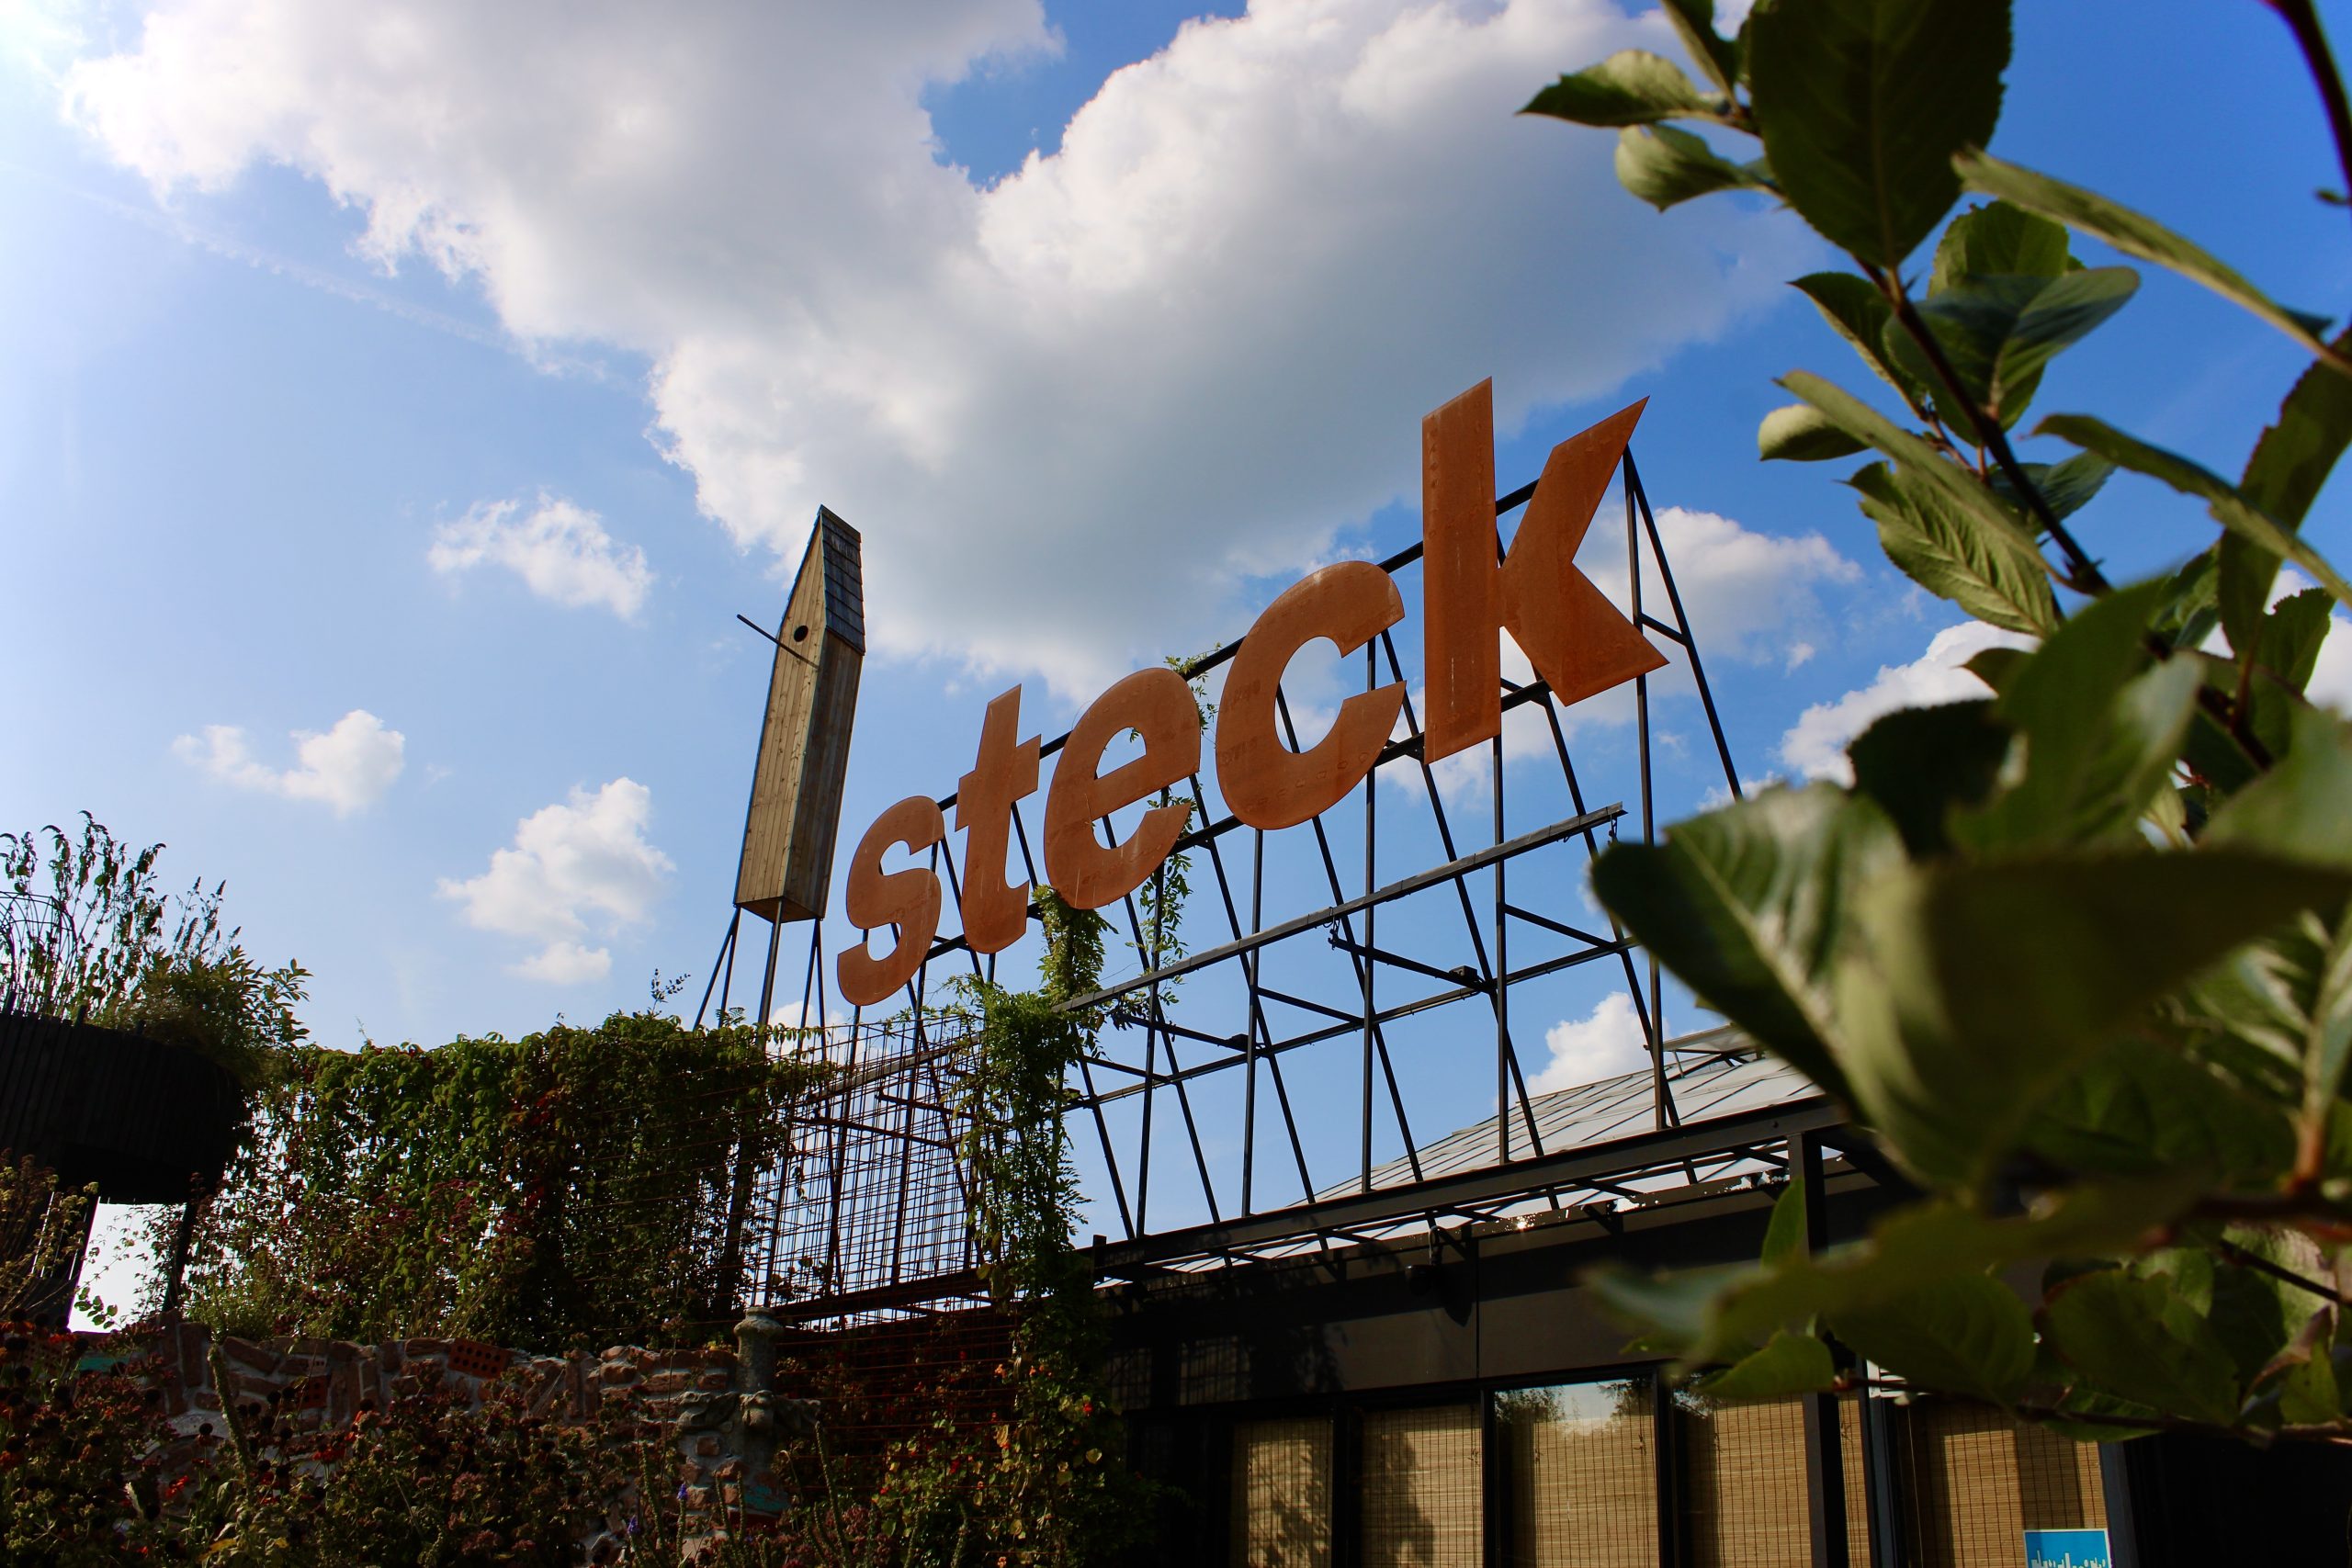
[1531,0,2352,1445]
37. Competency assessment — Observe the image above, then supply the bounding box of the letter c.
[835,795,946,1008]
[1216,561,1405,829]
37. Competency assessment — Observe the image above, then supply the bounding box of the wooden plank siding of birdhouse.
[734,509,865,924]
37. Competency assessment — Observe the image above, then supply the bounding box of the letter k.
[1420,380,1667,763]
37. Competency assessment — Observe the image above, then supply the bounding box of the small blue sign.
[2025,1528,2112,1568]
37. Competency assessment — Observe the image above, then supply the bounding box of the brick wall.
[128,1313,816,1561]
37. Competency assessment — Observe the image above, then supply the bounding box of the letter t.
[956,684,1041,954]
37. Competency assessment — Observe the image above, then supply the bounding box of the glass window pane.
[1231,1415,1333,1568]
[1362,1403,1484,1568]
[1498,1379,1658,1568]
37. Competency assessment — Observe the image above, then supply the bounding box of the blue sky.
[7,0,2352,1264]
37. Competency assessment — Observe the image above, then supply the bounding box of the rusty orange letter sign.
[1420,381,1665,762]
[837,378,1667,990]
[956,685,1042,955]
[1217,561,1405,830]
[1043,667,1201,909]
[836,794,946,1007]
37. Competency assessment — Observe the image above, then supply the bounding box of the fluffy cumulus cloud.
[62,0,1811,697]
[173,708,406,814]
[1778,621,2034,783]
[437,778,674,981]
[428,493,654,618]
[1582,505,1862,672]
[1530,990,1650,1093]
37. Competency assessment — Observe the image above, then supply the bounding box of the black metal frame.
[707,445,1750,1322]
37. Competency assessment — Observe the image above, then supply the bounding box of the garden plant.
[1528,0,2352,1442]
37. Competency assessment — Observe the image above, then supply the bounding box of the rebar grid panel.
[717,446,1758,1322]
[744,1014,994,1323]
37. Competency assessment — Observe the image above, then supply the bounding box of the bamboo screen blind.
[1360,1404,1485,1567]
[1500,1381,1658,1568]
[1673,1394,1875,1567]
[1230,1416,1334,1568]
[1895,1399,2107,1568]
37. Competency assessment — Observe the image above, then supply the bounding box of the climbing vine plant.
[936,890,1151,1567]
[163,1009,821,1351]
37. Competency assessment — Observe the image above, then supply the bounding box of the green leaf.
[2196,707,2352,1129]
[1759,402,1867,461]
[1849,460,2059,634]
[1600,1183,2195,1369]
[1956,149,2345,372]
[2278,1347,2342,1426]
[1953,580,2194,850]
[1661,0,1742,98]
[1614,124,1768,209]
[1890,266,2138,427]
[2019,1039,2298,1187]
[2148,549,2221,652]
[2219,332,2352,670]
[2262,589,2336,696]
[1990,453,2114,527]
[1827,1273,2035,1406]
[1846,700,2012,858]
[2041,1267,2245,1427]
[1523,50,1727,127]
[1696,1328,1838,1399]
[2205,702,2352,867]
[1590,784,1902,1106]
[2203,1247,2294,1387]
[1931,199,2069,292]
[1783,372,2037,553]
[1747,0,2008,266]
[1589,1259,1771,1351]
[2266,1309,2344,1426]
[1837,850,2352,1184]
[2036,413,2352,615]
[1761,1175,1807,1267]
[1791,273,1931,406]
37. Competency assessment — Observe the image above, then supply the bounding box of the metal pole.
[1630,465,1667,1131]
[1494,728,1509,1167]
[1798,1131,1850,1568]
[1361,638,1377,1193]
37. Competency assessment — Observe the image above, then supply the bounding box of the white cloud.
[1778,621,2033,784]
[511,940,613,985]
[173,707,405,814]
[1579,504,1863,671]
[62,0,1811,698]
[428,493,653,618]
[437,778,673,981]
[1530,990,1649,1093]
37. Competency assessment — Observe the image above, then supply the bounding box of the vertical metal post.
[1860,1377,1903,1568]
[755,912,785,1035]
[1798,1131,1849,1568]
[160,1197,198,1315]
[1243,829,1262,1215]
[1653,1363,1683,1568]
[1629,466,1667,1130]
[1361,640,1377,1192]
[695,908,741,1028]
[1627,453,1742,804]
[1494,728,1510,1167]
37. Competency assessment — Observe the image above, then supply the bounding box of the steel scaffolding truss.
[713,448,1751,1325]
